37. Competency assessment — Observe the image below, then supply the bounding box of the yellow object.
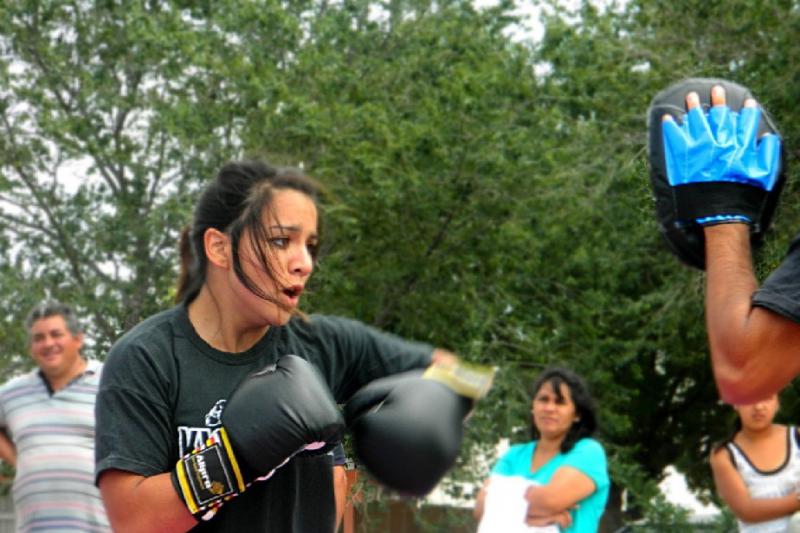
[423,361,495,399]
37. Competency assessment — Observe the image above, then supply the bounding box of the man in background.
[0,301,110,532]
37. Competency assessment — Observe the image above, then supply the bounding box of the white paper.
[477,475,560,533]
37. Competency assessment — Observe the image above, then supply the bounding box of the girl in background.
[711,394,800,532]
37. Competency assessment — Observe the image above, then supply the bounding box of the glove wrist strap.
[674,182,767,227]
[172,428,247,521]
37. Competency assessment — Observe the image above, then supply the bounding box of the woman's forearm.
[99,470,197,533]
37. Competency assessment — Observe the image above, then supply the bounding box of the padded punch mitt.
[647,77,786,269]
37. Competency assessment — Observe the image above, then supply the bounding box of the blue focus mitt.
[647,78,786,269]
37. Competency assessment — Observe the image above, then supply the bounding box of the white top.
[726,426,800,532]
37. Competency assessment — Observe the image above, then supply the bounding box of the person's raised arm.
[710,447,800,522]
[650,80,800,404]
[705,224,800,404]
[99,471,195,533]
[0,430,16,468]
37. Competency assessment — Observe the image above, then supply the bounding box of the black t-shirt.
[753,231,800,323]
[95,305,433,532]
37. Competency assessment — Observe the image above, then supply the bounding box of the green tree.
[0,1,212,360]
[1,1,799,531]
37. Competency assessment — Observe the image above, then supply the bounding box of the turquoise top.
[491,438,610,532]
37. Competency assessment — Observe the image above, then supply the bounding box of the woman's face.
[734,394,779,432]
[531,380,579,441]
[231,188,319,326]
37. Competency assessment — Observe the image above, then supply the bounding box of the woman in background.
[710,393,800,532]
[475,367,609,532]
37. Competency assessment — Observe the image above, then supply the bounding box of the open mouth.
[283,286,303,300]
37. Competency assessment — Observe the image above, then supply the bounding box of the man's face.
[29,315,83,380]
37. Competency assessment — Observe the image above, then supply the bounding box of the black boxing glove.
[171,354,344,521]
[344,361,493,496]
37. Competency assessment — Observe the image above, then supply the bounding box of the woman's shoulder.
[572,437,606,455]
[283,314,360,337]
[106,307,182,365]
[492,441,535,474]
[562,438,608,467]
[286,314,418,350]
[100,308,186,396]
[710,442,735,469]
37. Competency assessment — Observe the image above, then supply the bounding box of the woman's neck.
[738,423,781,444]
[188,286,269,353]
[531,434,564,473]
[536,434,564,454]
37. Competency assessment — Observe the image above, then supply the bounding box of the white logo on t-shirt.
[176,399,227,457]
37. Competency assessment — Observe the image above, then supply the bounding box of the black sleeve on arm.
[752,232,800,324]
[95,340,176,485]
[303,316,434,403]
